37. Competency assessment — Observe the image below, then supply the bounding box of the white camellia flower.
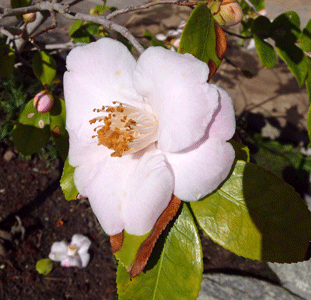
[64,38,236,236]
[49,234,91,268]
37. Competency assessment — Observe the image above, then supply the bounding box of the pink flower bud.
[23,12,37,23]
[209,0,243,26]
[33,91,54,113]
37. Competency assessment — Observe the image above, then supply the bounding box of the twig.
[0,1,145,53]
[304,51,311,59]
[222,28,252,39]
[28,41,85,51]
[243,0,259,15]
[106,0,196,20]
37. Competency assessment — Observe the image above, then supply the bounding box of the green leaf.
[36,258,53,275]
[253,35,277,68]
[50,97,69,161]
[305,58,311,105]
[115,231,150,268]
[248,0,265,11]
[178,3,225,77]
[270,12,308,86]
[299,19,311,52]
[60,157,79,201]
[69,20,95,44]
[68,20,83,36]
[10,0,30,8]
[0,45,15,78]
[117,204,203,300]
[272,11,301,41]
[191,160,311,263]
[229,140,250,162]
[275,44,308,86]
[13,99,50,155]
[251,16,271,39]
[32,51,57,86]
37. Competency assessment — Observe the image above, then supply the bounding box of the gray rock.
[198,273,302,300]
[268,260,311,299]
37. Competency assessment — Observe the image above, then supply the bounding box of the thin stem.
[222,28,252,39]
[0,1,145,54]
[243,0,259,15]
[106,0,196,20]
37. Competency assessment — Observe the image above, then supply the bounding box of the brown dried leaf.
[129,196,182,279]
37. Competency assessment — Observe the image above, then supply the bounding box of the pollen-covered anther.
[90,102,158,157]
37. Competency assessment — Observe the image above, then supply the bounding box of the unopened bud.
[23,12,37,23]
[89,8,98,15]
[208,0,243,26]
[33,91,54,113]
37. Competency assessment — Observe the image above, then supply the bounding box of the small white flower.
[48,234,91,268]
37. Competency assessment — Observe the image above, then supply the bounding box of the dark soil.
[0,146,280,300]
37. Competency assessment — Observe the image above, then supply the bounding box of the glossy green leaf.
[191,160,311,263]
[60,157,78,201]
[275,44,308,86]
[248,0,265,11]
[306,58,311,104]
[50,97,68,161]
[13,99,50,155]
[36,258,53,275]
[117,204,203,300]
[115,231,150,268]
[229,140,250,162]
[253,35,277,68]
[69,20,96,44]
[68,20,84,36]
[178,3,224,76]
[251,16,271,39]
[0,45,15,78]
[32,51,57,86]
[271,12,307,86]
[271,11,301,41]
[299,19,311,52]
[10,0,30,8]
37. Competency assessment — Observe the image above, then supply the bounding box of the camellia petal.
[206,85,236,141]
[49,241,68,262]
[121,145,174,235]
[61,256,82,268]
[71,234,91,254]
[74,145,173,236]
[79,253,91,268]
[133,47,219,152]
[164,138,235,201]
[64,38,144,167]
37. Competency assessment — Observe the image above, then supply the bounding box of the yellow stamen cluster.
[90,102,158,157]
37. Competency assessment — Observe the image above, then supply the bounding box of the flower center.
[67,244,78,256]
[90,102,158,157]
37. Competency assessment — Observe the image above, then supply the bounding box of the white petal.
[64,38,144,166]
[164,138,235,201]
[49,241,68,262]
[133,47,219,152]
[206,85,236,140]
[61,256,82,268]
[71,234,91,254]
[74,157,125,235]
[79,253,90,268]
[121,145,174,235]
[74,145,173,236]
